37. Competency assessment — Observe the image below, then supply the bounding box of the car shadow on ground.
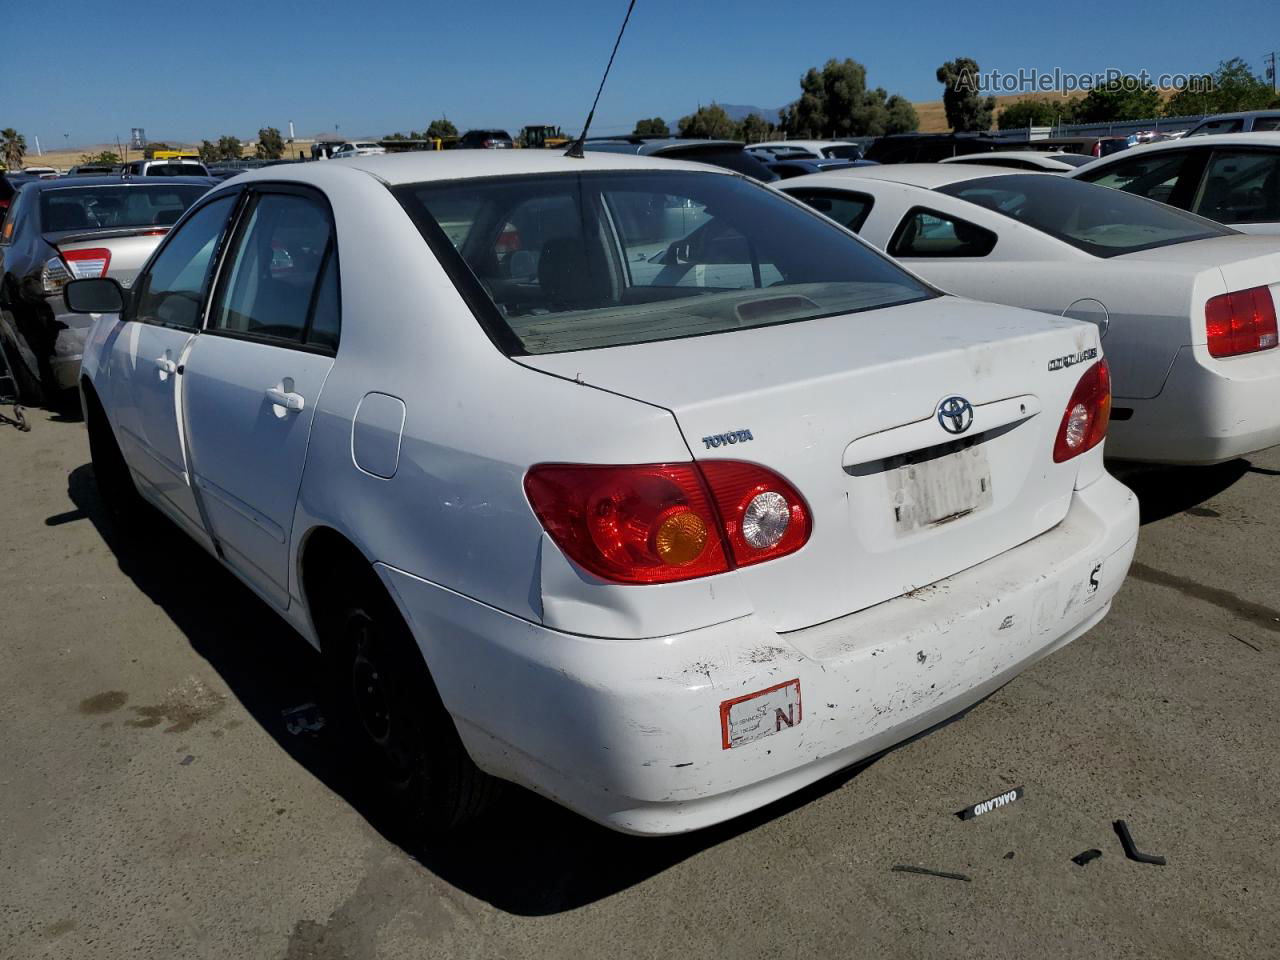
[63,462,879,916]
[1107,458,1254,524]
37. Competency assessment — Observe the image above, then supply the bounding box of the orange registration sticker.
[720,679,802,750]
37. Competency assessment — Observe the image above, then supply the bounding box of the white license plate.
[888,442,993,532]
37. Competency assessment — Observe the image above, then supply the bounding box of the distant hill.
[714,104,784,123]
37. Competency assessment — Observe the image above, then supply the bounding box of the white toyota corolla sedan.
[778,164,1280,464]
[64,151,1138,835]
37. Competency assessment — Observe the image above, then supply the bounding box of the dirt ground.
[1,408,1277,959]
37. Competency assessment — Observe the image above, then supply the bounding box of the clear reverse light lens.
[742,491,790,549]
[1063,403,1089,450]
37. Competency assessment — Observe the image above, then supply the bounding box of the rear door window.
[1193,150,1280,224]
[889,207,998,257]
[1077,150,1194,205]
[209,190,339,349]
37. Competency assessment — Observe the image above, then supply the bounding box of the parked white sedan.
[65,151,1137,835]
[779,164,1280,464]
[1071,132,1280,235]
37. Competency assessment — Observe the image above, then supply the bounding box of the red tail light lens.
[699,461,810,566]
[61,247,112,279]
[524,461,810,584]
[1205,286,1278,358]
[1053,359,1111,462]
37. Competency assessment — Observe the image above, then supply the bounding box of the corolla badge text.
[1048,347,1098,371]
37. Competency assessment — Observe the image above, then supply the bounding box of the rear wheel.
[323,566,498,835]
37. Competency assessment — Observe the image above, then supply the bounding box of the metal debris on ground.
[891,864,972,882]
[281,703,326,736]
[1229,633,1261,652]
[0,405,30,432]
[179,755,195,766]
[1071,848,1102,867]
[956,785,1024,821]
[1114,820,1167,865]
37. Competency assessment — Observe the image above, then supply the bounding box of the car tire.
[325,566,499,835]
[0,315,45,406]
[85,387,143,525]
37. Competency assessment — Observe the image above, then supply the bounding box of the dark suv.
[457,129,514,149]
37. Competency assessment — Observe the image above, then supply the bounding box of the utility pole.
[1267,52,1277,95]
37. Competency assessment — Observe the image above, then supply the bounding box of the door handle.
[154,357,177,375]
[265,387,305,412]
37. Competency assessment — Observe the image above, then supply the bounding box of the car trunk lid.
[46,228,171,288]
[521,296,1103,631]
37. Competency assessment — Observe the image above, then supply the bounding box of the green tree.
[198,140,219,163]
[384,132,409,141]
[1166,57,1277,116]
[79,150,121,165]
[785,59,917,138]
[737,112,775,143]
[632,117,670,136]
[216,135,244,160]
[426,118,458,141]
[142,141,172,159]
[256,127,285,160]
[1,128,26,171]
[883,94,920,134]
[1074,76,1162,123]
[936,57,996,131]
[678,103,738,139]
[997,98,1081,130]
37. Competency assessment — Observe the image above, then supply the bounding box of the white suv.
[64,151,1138,835]
[330,142,386,158]
[124,159,211,177]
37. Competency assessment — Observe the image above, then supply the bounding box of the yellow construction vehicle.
[520,125,570,149]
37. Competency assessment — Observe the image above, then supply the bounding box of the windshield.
[936,173,1232,257]
[395,170,933,355]
[39,184,208,232]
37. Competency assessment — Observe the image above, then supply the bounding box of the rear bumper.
[379,474,1139,835]
[48,306,93,393]
[1109,345,1280,464]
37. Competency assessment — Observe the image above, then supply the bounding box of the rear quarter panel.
[286,167,752,640]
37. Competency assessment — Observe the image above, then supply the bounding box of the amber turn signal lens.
[654,509,708,566]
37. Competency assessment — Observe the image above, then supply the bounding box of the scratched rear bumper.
[378,473,1138,835]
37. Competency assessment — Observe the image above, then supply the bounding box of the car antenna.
[565,0,638,158]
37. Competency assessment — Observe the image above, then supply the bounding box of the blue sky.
[4,0,1275,148]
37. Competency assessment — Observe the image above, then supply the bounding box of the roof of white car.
[798,162,1025,189]
[1109,131,1280,154]
[940,151,1075,165]
[751,139,854,151]
[232,149,719,186]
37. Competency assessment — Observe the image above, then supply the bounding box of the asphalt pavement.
[1,409,1277,959]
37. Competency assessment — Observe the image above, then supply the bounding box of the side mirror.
[64,277,125,314]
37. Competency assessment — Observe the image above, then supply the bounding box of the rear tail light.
[61,247,112,279]
[1053,359,1111,462]
[495,224,521,253]
[699,461,809,566]
[483,139,496,148]
[40,256,71,295]
[1205,286,1278,358]
[524,461,811,584]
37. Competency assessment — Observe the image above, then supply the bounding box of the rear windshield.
[40,184,208,233]
[936,173,1232,257]
[145,163,207,176]
[395,170,933,355]
[1046,154,1093,168]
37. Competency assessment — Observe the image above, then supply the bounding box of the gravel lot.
[1,409,1277,959]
